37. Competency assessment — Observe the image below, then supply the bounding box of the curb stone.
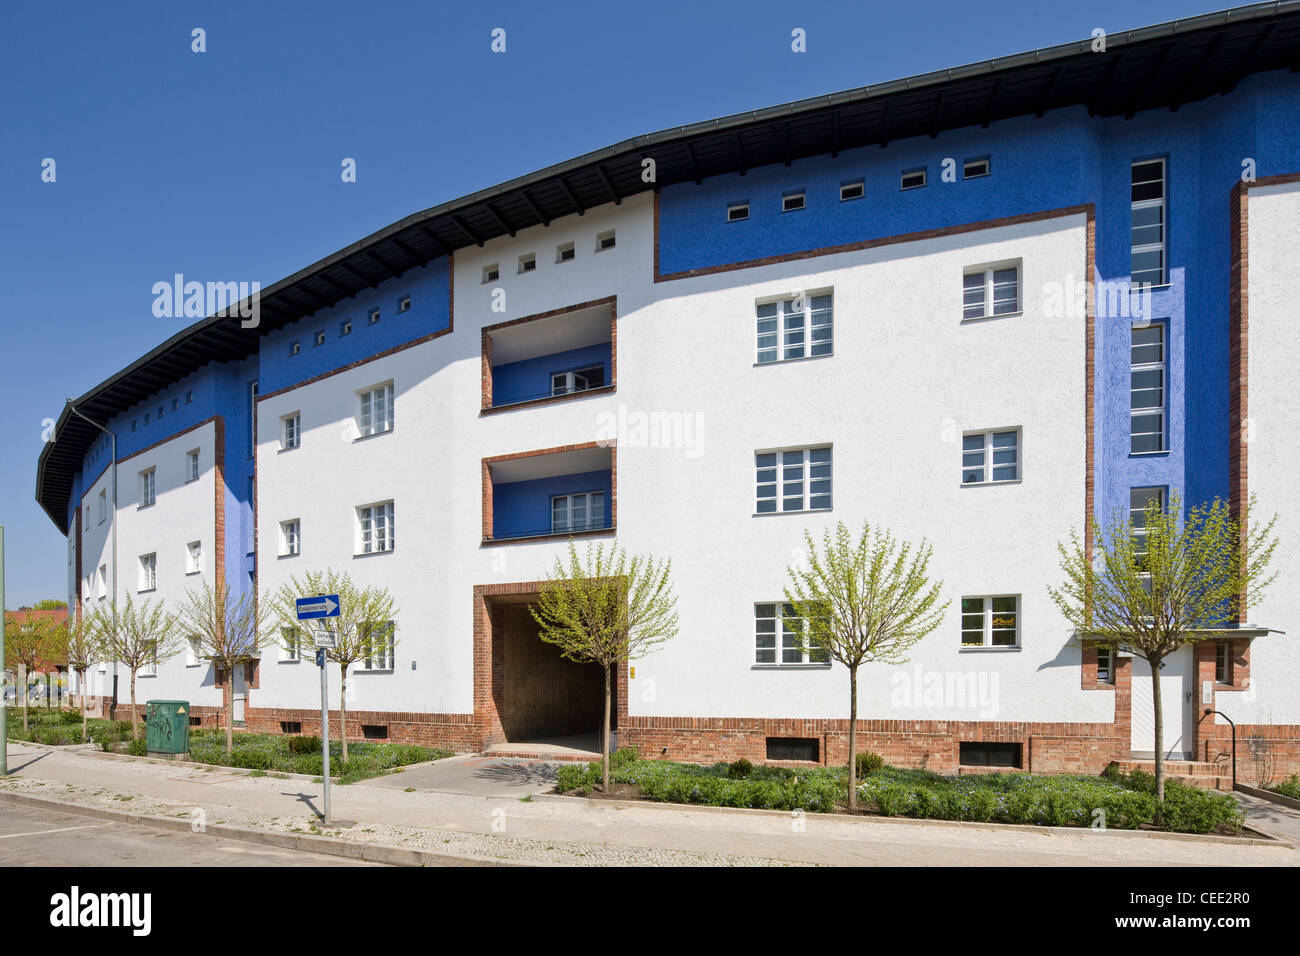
[532,791,1293,848]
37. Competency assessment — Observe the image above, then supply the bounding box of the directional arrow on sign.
[296,595,341,620]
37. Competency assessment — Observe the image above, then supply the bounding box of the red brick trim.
[1083,207,1096,560]
[1080,641,1117,691]
[473,580,629,750]
[480,441,616,542]
[652,199,1096,283]
[213,416,226,590]
[257,252,455,404]
[1229,181,1249,622]
[480,296,618,412]
[74,506,83,621]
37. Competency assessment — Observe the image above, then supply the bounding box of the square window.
[556,242,575,262]
[518,253,536,274]
[756,446,831,513]
[313,330,326,347]
[340,319,352,336]
[727,201,749,222]
[782,190,806,212]
[839,179,865,201]
[963,263,1021,319]
[901,168,927,190]
[755,603,828,666]
[550,491,606,533]
[961,430,1020,484]
[397,295,411,313]
[368,308,380,325]
[289,340,300,356]
[755,291,833,363]
[185,391,194,405]
[961,595,1019,647]
[483,264,500,283]
[596,231,616,252]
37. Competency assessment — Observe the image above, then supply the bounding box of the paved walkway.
[1,744,1296,867]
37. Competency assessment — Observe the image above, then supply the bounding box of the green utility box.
[145,700,191,755]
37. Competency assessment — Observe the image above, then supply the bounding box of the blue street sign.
[296,594,340,620]
[315,649,326,667]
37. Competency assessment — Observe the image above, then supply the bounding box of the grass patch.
[555,748,1244,834]
[4,710,122,747]
[1268,774,1300,800]
[186,730,451,783]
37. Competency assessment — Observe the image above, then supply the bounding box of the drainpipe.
[66,402,118,719]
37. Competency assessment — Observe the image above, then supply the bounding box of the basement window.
[596,230,616,252]
[362,724,389,740]
[727,201,750,222]
[766,737,819,762]
[280,721,302,735]
[190,716,202,727]
[840,179,865,201]
[901,168,927,190]
[959,741,1022,768]
[963,156,991,179]
[782,190,806,212]
[483,263,499,283]
[518,253,536,274]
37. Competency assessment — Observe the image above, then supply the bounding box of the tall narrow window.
[1215,641,1231,684]
[281,627,301,662]
[1129,486,1165,567]
[1131,159,1166,286]
[139,469,156,508]
[358,384,395,437]
[282,413,301,450]
[249,381,258,455]
[755,293,833,363]
[139,553,157,592]
[1130,325,1166,453]
[1096,644,1115,684]
[755,446,832,513]
[97,489,107,524]
[280,520,301,557]
[358,502,394,554]
[361,622,395,671]
[186,540,202,574]
[550,491,606,533]
[186,449,200,482]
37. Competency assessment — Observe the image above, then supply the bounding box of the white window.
[186,541,202,574]
[550,365,606,396]
[186,635,202,667]
[556,242,575,263]
[1096,644,1114,684]
[139,468,156,508]
[961,596,1019,648]
[186,449,200,482]
[727,201,749,222]
[340,319,353,336]
[358,502,394,554]
[289,340,301,356]
[1130,325,1166,453]
[840,179,865,201]
[98,564,107,600]
[397,295,411,313]
[482,264,499,283]
[551,492,606,533]
[756,446,832,513]
[961,429,1020,484]
[280,520,300,557]
[1129,487,1165,564]
[756,292,833,363]
[358,383,394,437]
[963,157,990,179]
[282,412,301,450]
[1131,159,1166,287]
[782,190,806,212]
[361,621,395,671]
[97,489,107,524]
[139,650,158,678]
[368,307,380,325]
[754,603,829,666]
[596,230,615,251]
[901,168,926,190]
[281,626,302,663]
[518,253,536,274]
[963,264,1020,319]
[139,553,157,592]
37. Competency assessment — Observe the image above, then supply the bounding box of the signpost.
[297,594,340,825]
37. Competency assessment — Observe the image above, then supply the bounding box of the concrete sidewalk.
[1,743,1295,867]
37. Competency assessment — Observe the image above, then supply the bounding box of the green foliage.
[287,735,321,754]
[128,737,147,757]
[855,751,884,777]
[184,729,449,782]
[610,746,640,769]
[1269,775,1300,800]
[726,757,754,779]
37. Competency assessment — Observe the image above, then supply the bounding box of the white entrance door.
[1129,646,1193,759]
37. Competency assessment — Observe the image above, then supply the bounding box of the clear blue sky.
[0,0,1227,605]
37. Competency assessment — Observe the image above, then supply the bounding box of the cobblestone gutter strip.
[0,777,807,867]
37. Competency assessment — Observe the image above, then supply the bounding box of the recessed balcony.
[481,299,615,412]
[482,443,615,544]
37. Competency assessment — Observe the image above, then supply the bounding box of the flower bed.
[556,749,1245,835]
[1269,774,1300,800]
[186,730,451,783]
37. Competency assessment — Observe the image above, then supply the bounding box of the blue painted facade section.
[492,343,611,406]
[257,257,450,396]
[492,469,612,539]
[658,70,1300,530]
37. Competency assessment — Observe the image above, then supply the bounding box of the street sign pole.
[318,647,331,826]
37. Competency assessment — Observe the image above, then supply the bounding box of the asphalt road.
[0,803,381,867]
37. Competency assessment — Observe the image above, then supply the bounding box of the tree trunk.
[79,670,87,741]
[602,664,612,794]
[1150,659,1165,803]
[339,668,349,764]
[224,673,234,756]
[129,672,139,739]
[848,664,859,811]
[20,664,29,732]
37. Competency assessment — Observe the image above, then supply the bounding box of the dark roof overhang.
[37,2,1300,533]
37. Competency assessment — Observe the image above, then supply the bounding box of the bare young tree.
[3,612,56,732]
[1050,493,1277,801]
[95,594,183,739]
[786,520,948,811]
[178,579,272,756]
[531,541,679,794]
[269,570,396,762]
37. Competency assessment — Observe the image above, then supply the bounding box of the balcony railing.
[488,514,614,542]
